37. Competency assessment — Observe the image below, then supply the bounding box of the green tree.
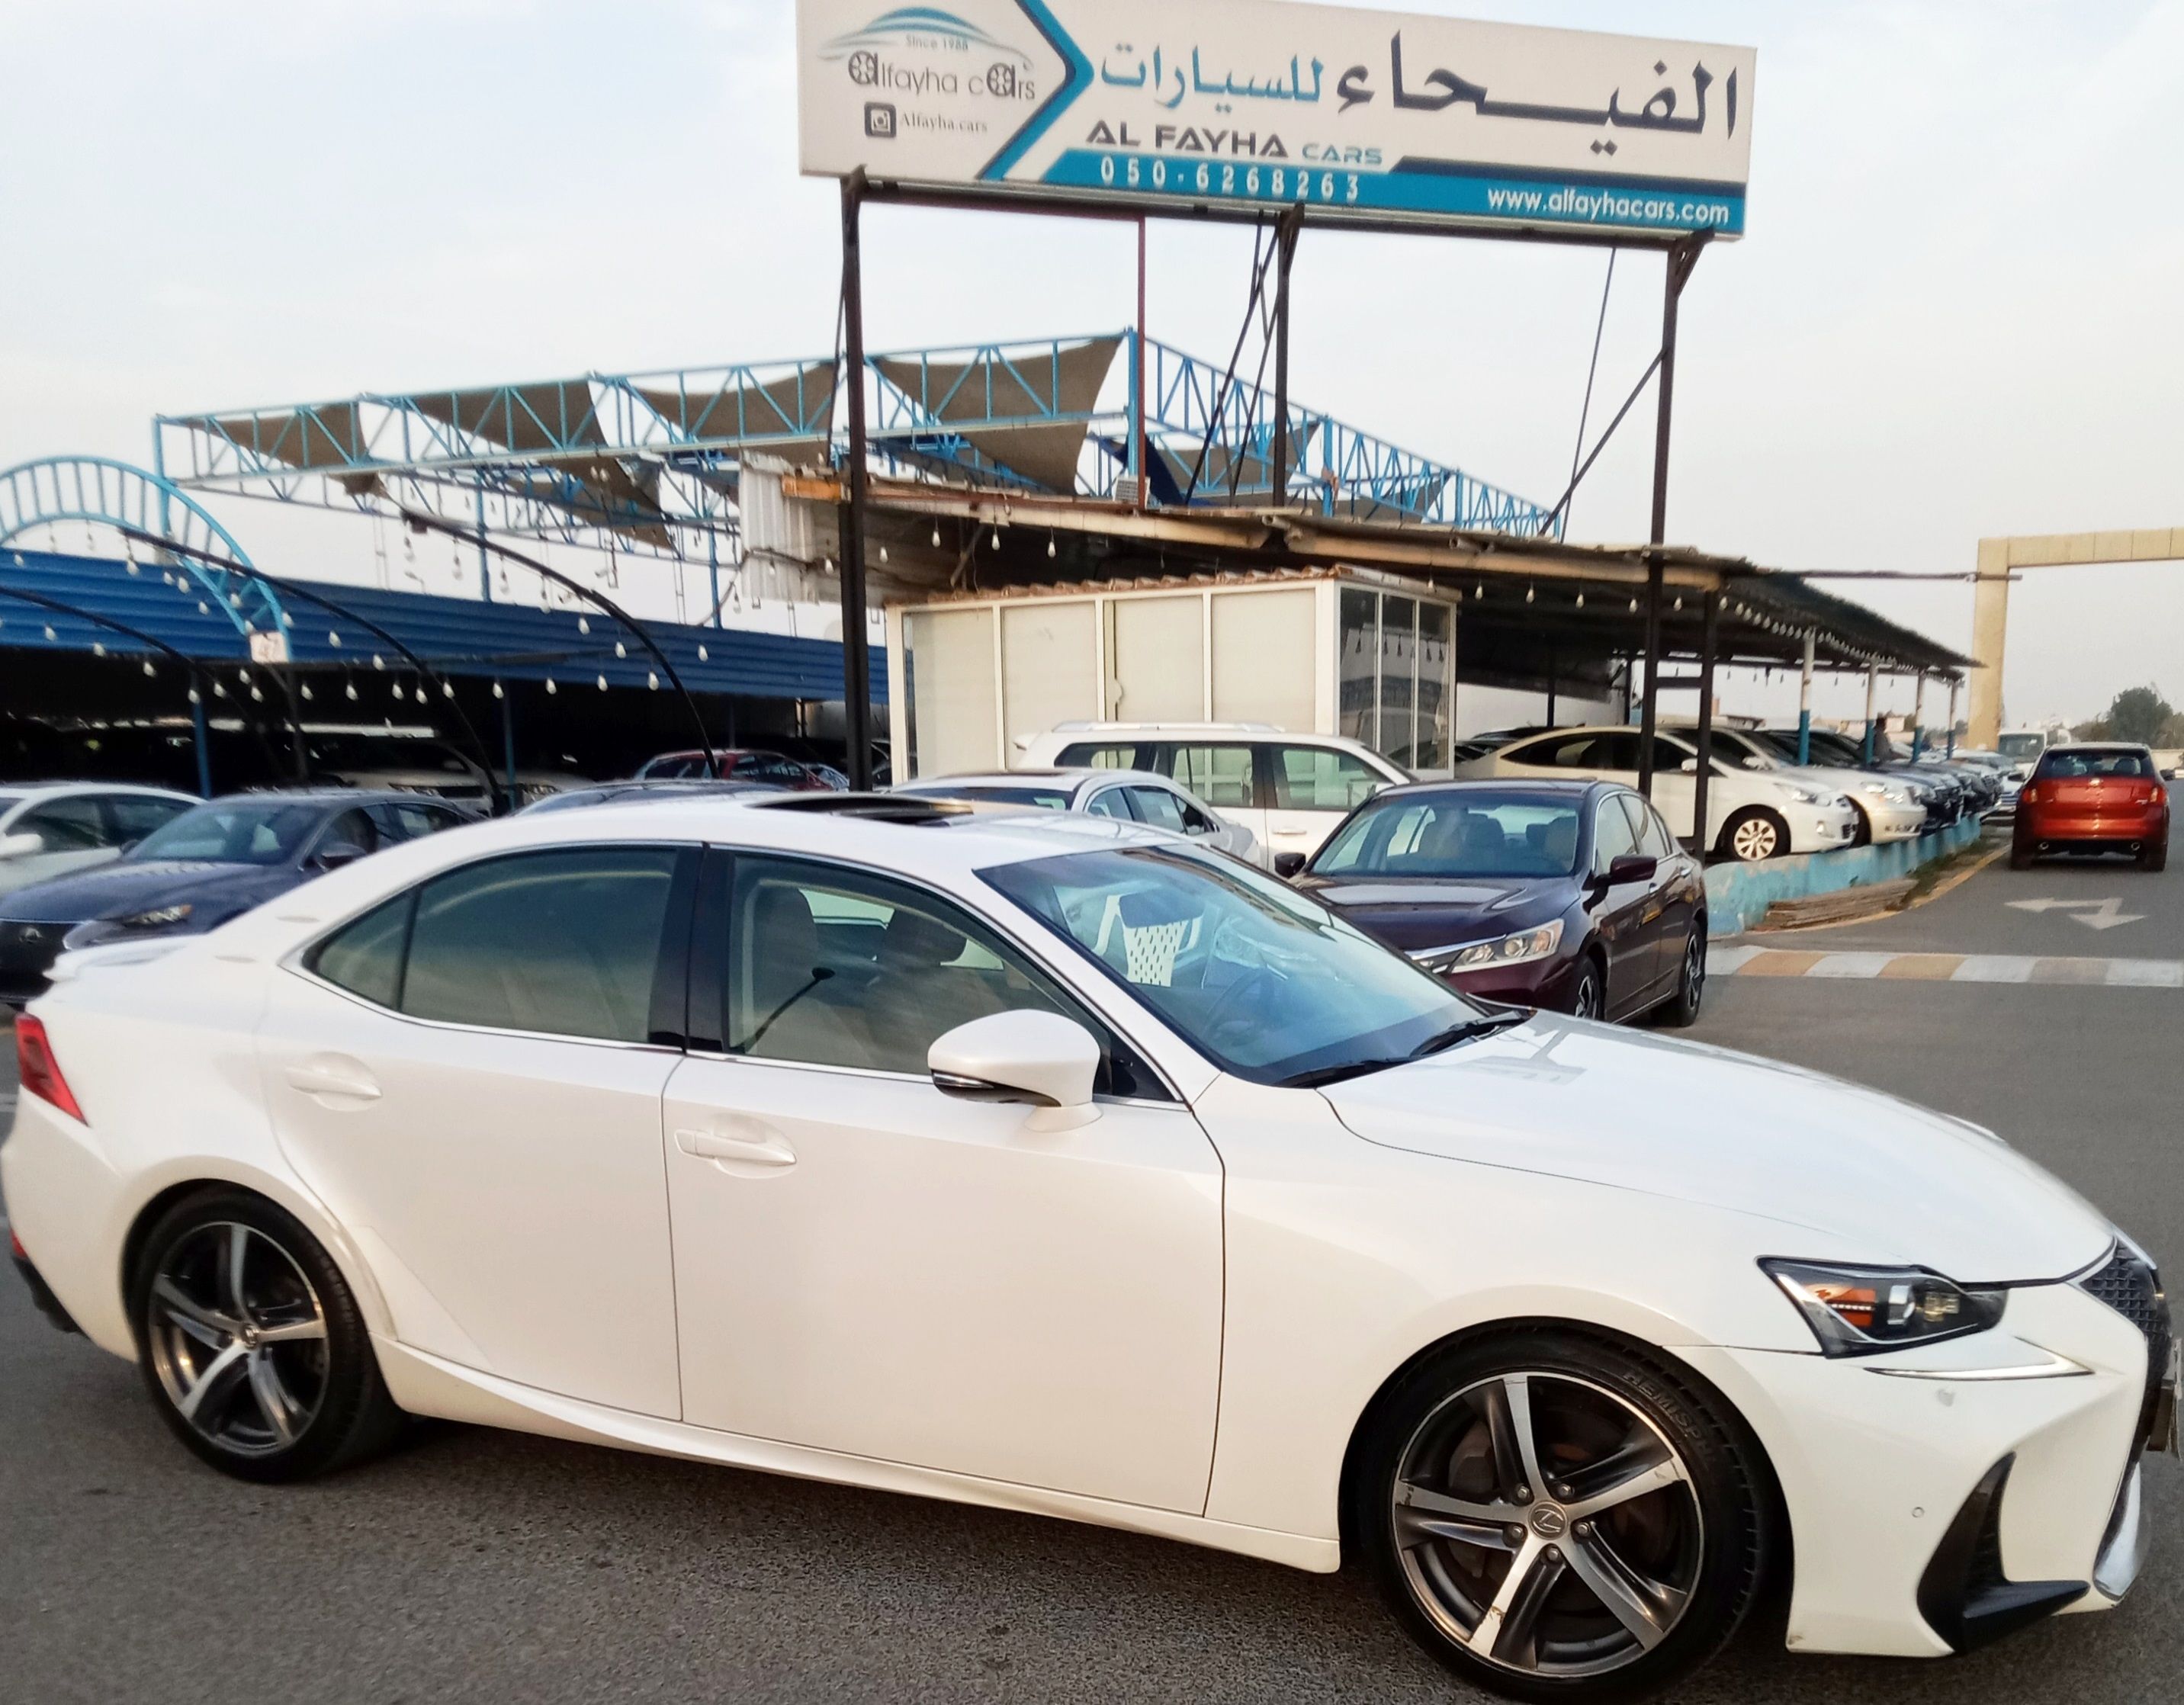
[2092,685,2176,745]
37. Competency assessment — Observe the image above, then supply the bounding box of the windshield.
[901,785,1074,811]
[132,798,325,865]
[981,846,1480,1086]
[1315,791,1582,878]
[1998,734,2048,759]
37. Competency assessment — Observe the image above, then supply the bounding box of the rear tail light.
[14,1015,85,1122]
[2020,785,2038,804]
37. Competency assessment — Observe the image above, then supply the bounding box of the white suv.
[1017,724,1408,869]
[1458,727,1857,860]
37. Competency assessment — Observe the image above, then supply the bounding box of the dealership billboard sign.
[798,2,1754,239]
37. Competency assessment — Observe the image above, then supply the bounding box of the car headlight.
[1761,1259,2006,1357]
[1414,918,1564,973]
[1860,783,1914,804]
[115,903,193,930]
[1776,783,1833,806]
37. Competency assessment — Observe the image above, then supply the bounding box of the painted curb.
[1704,817,1988,939]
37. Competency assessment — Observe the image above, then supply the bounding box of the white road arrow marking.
[2006,897,2146,930]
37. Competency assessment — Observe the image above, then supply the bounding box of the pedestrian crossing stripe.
[1712,947,2182,987]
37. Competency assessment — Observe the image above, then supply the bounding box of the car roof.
[2038,742,2153,755]
[1372,776,1617,801]
[0,782,196,800]
[900,769,1171,791]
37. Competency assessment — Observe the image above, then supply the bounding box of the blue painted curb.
[1706,817,1989,939]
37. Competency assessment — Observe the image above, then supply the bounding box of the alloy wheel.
[1682,938,1704,1011]
[146,1222,329,1457]
[1390,1371,1703,1679]
[1572,970,1601,1022]
[1730,817,1778,861]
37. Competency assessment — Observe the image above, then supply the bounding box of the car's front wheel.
[1350,1328,1771,1701]
[130,1188,401,1482]
[1718,809,1786,862]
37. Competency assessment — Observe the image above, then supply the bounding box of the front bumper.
[1784,800,1861,855]
[1857,799,1929,843]
[1679,1271,2166,1658]
[1432,953,1575,1012]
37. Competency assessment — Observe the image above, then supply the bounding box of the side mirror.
[1273,851,1309,878]
[930,1010,1101,1132]
[1604,853,1659,885]
[314,843,368,871]
[0,830,42,857]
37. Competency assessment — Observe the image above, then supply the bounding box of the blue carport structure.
[0,460,882,803]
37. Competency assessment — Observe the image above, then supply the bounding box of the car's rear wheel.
[1351,1329,1770,1702]
[2142,839,2167,873]
[130,1188,401,1482]
[1718,809,1785,863]
[1656,932,1705,1029]
[2010,840,2036,870]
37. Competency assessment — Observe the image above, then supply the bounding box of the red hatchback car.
[2012,743,2169,871]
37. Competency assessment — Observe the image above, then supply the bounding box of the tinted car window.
[1623,795,1678,860]
[724,856,1150,1093]
[1171,745,1257,810]
[1082,788,1132,820]
[1057,743,1147,770]
[1126,785,1191,833]
[1506,733,1641,772]
[1592,795,1642,874]
[898,785,1073,811]
[14,797,109,852]
[2035,749,2153,779]
[1270,746,1380,811]
[402,847,683,1042]
[104,795,191,843]
[310,894,415,1010]
[314,809,379,863]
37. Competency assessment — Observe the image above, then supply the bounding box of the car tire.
[130,1187,402,1483]
[2009,841,2035,871]
[1566,957,1604,1023]
[1847,804,1874,849]
[1656,931,1705,1029]
[2143,840,2167,873]
[1348,1327,1773,1702]
[1717,809,1787,863]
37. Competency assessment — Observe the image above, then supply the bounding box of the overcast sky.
[4,0,2180,729]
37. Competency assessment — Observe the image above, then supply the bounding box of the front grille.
[2079,1245,2173,1451]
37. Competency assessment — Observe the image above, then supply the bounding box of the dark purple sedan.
[1293,779,1710,1026]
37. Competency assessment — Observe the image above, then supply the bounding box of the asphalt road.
[2,837,2179,1704]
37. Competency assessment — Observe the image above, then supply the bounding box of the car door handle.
[676,1126,796,1170]
[283,1059,381,1106]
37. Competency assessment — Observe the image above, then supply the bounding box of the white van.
[1017,723,1409,869]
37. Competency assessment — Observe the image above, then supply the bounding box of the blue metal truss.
[0,456,287,641]
[156,332,1559,547]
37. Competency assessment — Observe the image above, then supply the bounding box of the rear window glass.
[2035,750,2152,779]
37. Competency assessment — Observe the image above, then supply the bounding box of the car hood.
[1299,876,1571,953]
[0,860,290,925]
[1318,1015,2113,1281]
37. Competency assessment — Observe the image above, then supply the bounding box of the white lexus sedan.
[5,798,2171,1699]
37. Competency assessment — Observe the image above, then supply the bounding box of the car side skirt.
[376,1339,1342,1575]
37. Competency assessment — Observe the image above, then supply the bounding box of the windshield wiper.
[1407,1009,1528,1061]
[1280,1010,1527,1089]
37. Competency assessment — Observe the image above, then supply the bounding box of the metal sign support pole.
[1133,217,1148,512]
[1692,590,1720,852]
[838,172,875,791]
[1637,235,1704,800]
[1797,630,1816,764]
[1270,205,1303,509]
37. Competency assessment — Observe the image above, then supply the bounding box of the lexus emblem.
[18,926,41,943]
[1530,1506,1569,1539]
